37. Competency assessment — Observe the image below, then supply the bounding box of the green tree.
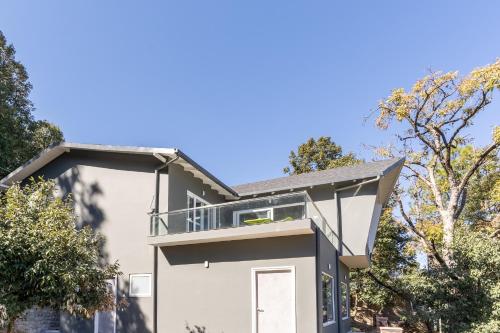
[373,60,500,332]
[0,179,121,332]
[0,31,63,179]
[283,136,359,175]
[376,60,499,264]
[350,206,417,319]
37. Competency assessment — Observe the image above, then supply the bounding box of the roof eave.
[0,142,239,199]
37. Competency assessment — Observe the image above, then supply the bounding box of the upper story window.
[322,272,335,326]
[233,202,305,226]
[187,191,210,232]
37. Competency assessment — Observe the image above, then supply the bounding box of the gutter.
[334,176,380,192]
[152,153,179,333]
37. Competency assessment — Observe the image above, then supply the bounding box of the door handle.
[257,308,264,312]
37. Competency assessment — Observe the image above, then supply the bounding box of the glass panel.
[238,210,271,225]
[322,274,334,324]
[273,204,305,222]
[149,191,338,252]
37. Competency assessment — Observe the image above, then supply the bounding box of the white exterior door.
[252,267,296,333]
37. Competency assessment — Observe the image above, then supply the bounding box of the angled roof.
[0,142,239,199]
[232,158,405,197]
[0,142,404,201]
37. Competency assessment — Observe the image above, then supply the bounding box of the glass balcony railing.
[148,191,337,245]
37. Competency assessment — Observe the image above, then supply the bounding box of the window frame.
[129,273,152,298]
[233,207,273,226]
[341,281,350,320]
[186,191,210,232]
[233,202,306,226]
[322,272,336,327]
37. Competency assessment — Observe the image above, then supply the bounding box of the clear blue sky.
[1,1,499,185]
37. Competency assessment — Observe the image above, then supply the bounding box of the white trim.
[186,191,211,232]
[186,190,209,205]
[233,208,272,226]
[321,272,336,327]
[129,273,152,297]
[251,266,297,333]
[233,202,306,226]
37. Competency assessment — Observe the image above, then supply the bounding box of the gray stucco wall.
[167,163,225,211]
[337,182,378,257]
[27,150,359,333]
[307,182,381,263]
[35,150,164,333]
[317,231,339,333]
[316,230,351,333]
[307,185,339,249]
[156,235,317,333]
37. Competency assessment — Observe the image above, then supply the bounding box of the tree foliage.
[350,206,417,314]
[0,179,120,332]
[398,229,500,333]
[375,59,500,265]
[283,136,359,175]
[369,60,500,332]
[0,31,63,179]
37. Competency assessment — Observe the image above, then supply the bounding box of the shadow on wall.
[185,323,206,333]
[38,162,152,332]
[55,167,113,267]
[185,323,226,333]
[59,272,152,333]
[56,167,105,230]
[116,278,152,333]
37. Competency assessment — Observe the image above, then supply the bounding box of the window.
[129,274,151,297]
[341,281,349,319]
[186,191,210,232]
[236,208,272,225]
[322,273,335,326]
[233,203,305,226]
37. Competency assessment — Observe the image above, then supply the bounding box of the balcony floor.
[147,219,315,247]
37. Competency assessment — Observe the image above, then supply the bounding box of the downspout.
[334,188,342,333]
[315,226,321,333]
[152,153,179,333]
[333,175,380,333]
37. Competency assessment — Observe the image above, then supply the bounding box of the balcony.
[147,192,338,247]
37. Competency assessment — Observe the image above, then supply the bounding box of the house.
[0,142,403,333]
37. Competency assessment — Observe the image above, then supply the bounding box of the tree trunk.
[6,317,15,333]
[441,209,455,264]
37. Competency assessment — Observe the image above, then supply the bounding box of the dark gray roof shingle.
[232,158,404,196]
